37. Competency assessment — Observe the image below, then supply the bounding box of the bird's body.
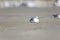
[30,16,39,23]
[53,14,60,18]
[58,15,60,18]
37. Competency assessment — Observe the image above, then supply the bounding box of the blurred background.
[0,0,58,8]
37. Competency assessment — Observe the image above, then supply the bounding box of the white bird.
[4,1,10,8]
[24,1,36,7]
[53,14,60,18]
[55,0,60,6]
[30,16,39,23]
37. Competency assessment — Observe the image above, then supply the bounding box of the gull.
[4,1,10,8]
[53,14,60,18]
[30,16,39,23]
[27,2,35,7]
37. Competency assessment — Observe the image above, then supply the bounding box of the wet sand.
[0,7,60,40]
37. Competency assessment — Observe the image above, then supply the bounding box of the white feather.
[30,16,39,23]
